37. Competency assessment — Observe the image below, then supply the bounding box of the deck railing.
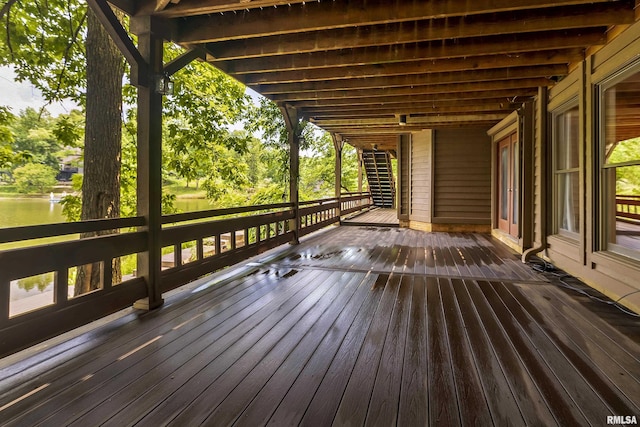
[0,193,371,356]
[616,195,640,224]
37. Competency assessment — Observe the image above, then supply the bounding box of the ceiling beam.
[198,2,633,58]
[138,0,312,18]
[304,105,515,119]
[177,0,602,42]
[313,114,507,126]
[88,0,148,85]
[107,0,136,14]
[302,98,520,114]
[268,78,551,102]
[321,120,502,133]
[288,88,539,107]
[215,29,605,74]
[252,65,567,94]
[239,50,584,84]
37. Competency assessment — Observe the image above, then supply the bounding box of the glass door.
[497,133,519,237]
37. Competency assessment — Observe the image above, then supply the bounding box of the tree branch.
[4,3,13,59]
[52,6,88,100]
[0,0,18,21]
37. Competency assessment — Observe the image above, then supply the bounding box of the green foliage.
[0,105,15,145]
[13,163,58,193]
[162,50,255,201]
[246,98,306,186]
[17,272,54,292]
[9,108,62,168]
[60,191,82,222]
[52,110,84,147]
[0,0,87,103]
[609,137,640,195]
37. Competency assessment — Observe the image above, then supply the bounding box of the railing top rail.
[298,193,370,207]
[299,198,338,207]
[161,202,293,225]
[0,216,146,244]
[340,191,370,196]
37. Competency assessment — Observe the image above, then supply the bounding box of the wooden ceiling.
[119,0,637,150]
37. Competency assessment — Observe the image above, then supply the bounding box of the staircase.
[361,150,396,208]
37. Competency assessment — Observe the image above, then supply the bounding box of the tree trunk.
[75,9,124,296]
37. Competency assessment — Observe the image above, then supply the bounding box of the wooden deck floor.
[1,226,639,426]
[342,207,399,227]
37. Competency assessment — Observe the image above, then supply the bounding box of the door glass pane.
[501,146,508,220]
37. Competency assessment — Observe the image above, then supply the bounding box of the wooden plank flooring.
[342,208,399,227]
[0,226,638,426]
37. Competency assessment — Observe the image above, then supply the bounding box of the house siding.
[432,129,491,224]
[531,19,640,313]
[398,134,411,219]
[410,130,432,223]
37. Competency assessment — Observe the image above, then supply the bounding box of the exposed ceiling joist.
[198,2,632,58]
[138,0,311,17]
[239,50,584,84]
[214,29,605,74]
[313,114,507,126]
[177,0,602,42]
[118,0,637,149]
[287,89,539,107]
[269,78,551,102]
[305,105,514,119]
[253,65,567,94]
[302,99,520,115]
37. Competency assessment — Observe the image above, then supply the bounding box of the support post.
[332,133,344,220]
[281,105,301,244]
[133,17,164,310]
[357,148,363,193]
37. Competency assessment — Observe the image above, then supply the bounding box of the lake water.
[1,196,213,316]
[0,197,213,229]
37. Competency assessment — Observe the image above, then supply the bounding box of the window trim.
[551,98,580,240]
[596,58,640,259]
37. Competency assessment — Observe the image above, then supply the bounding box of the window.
[599,66,640,259]
[553,104,580,237]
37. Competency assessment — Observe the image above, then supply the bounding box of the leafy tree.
[0,0,87,104]
[0,106,15,169]
[163,52,253,200]
[246,98,304,187]
[2,0,124,294]
[9,108,62,168]
[13,163,57,193]
[609,137,640,195]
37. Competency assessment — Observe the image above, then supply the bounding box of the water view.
[0,197,213,229]
[1,196,213,316]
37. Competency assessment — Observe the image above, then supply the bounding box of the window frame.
[596,59,640,260]
[551,98,581,240]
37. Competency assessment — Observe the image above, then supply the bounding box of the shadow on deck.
[0,226,638,426]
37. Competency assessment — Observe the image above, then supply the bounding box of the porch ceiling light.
[155,74,174,96]
[398,114,407,126]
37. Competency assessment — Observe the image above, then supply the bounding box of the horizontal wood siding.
[548,67,580,110]
[592,19,640,82]
[410,130,432,223]
[399,135,410,218]
[433,129,491,223]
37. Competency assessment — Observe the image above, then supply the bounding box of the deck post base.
[133,297,164,311]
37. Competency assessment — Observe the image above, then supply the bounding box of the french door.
[497,133,519,237]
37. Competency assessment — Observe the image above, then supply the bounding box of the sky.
[0,66,78,116]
